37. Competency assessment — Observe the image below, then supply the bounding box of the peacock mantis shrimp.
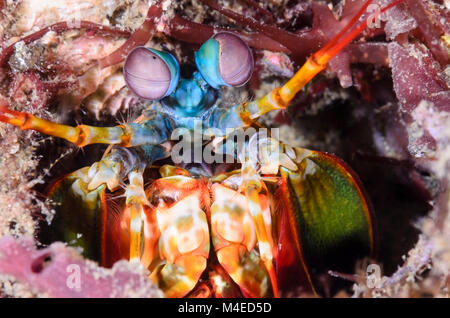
[0,0,405,298]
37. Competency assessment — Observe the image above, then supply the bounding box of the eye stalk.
[195,32,254,89]
[124,47,180,100]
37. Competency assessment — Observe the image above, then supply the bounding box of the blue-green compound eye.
[195,32,254,89]
[124,47,180,100]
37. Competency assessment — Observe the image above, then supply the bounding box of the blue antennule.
[195,32,254,89]
[174,78,204,109]
[124,47,180,100]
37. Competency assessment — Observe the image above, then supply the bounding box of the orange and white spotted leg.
[211,183,276,297]
[240,161,279,297]
[124,170,150,263]
[150,186,210,298]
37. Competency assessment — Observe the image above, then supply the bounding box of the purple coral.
[0,236,163,298]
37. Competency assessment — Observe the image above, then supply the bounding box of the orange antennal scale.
[315,0,375,62]
[314,0,407,66]
[0,105,126,147]
[285,0,406,101]
[248,0,406,117]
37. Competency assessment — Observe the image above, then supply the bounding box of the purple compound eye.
[195,32,254,88]
[214,32,254,87]
[124,47,180,100]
